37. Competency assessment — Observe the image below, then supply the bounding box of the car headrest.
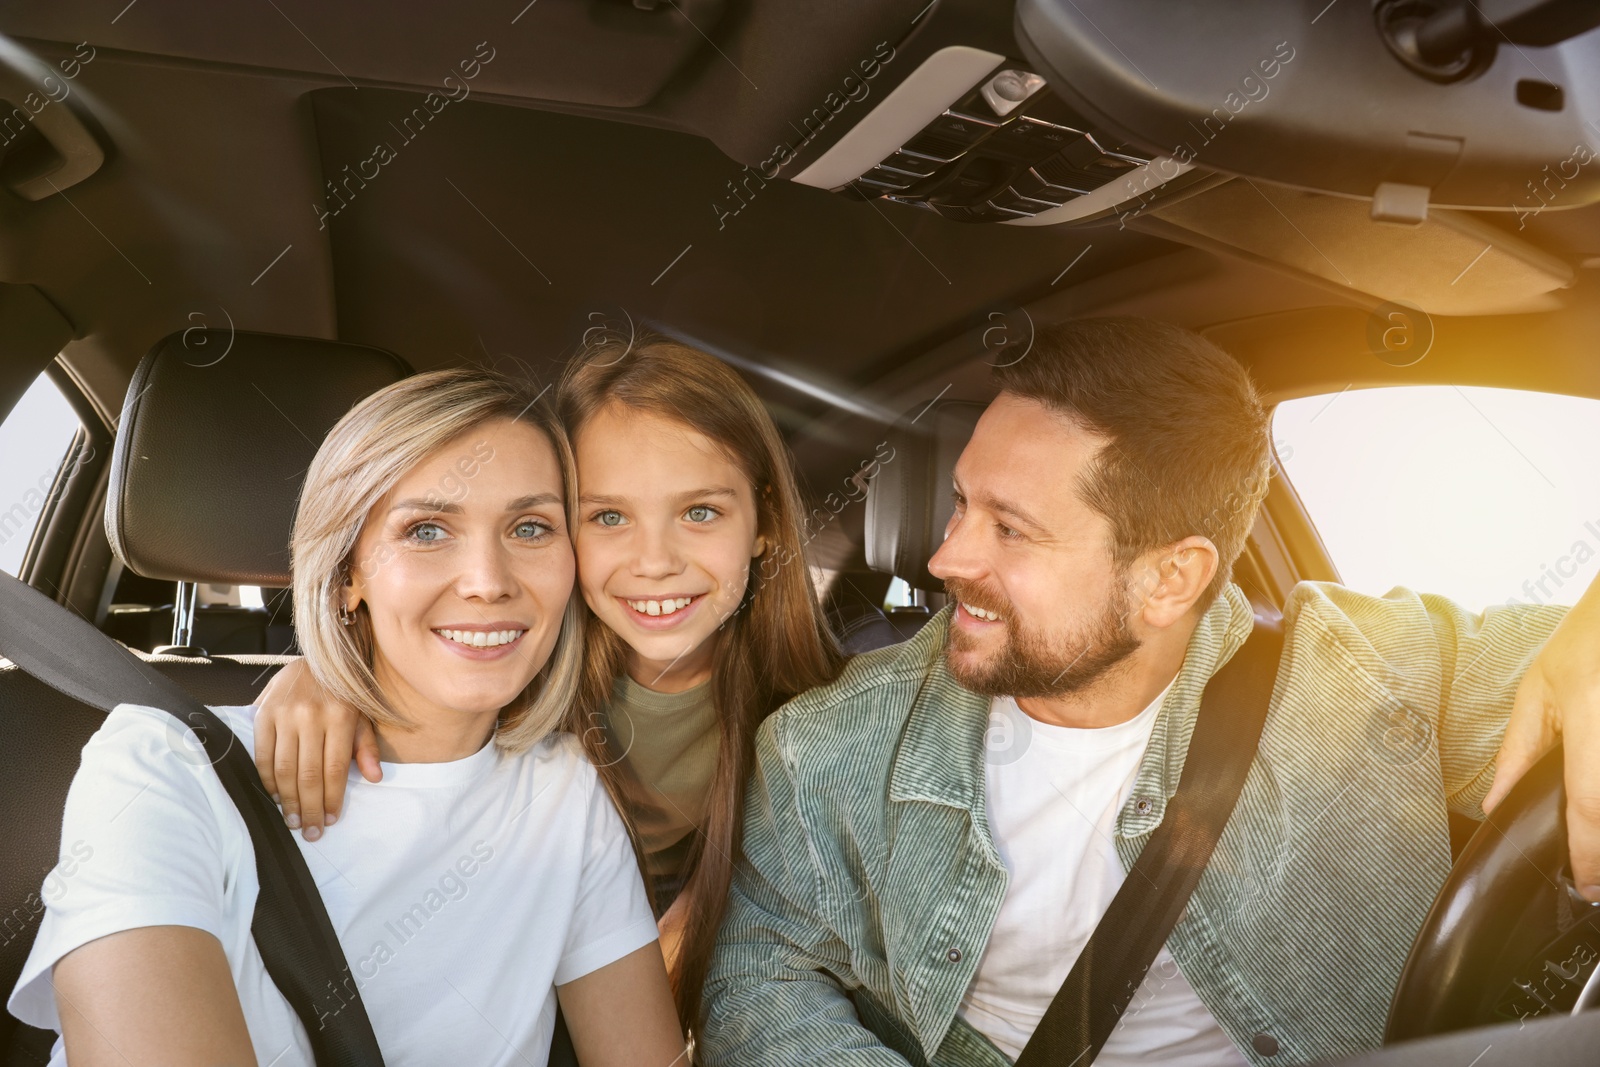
[107,330,411,587]
[864,399,986,592]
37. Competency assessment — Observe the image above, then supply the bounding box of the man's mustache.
[944,578,1012,620]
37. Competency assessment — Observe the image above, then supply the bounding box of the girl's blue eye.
[685,505,716,523]
[407,521,446,543]
[595,510,625,527]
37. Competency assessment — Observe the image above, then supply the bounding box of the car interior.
[2,1,1600,1063]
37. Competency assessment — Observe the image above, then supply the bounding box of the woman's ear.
[342,563,365,613]
[751,534,768,559]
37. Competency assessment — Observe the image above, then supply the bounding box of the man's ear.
[1132,535,1219,628]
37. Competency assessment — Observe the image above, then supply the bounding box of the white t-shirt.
[8,703,659,1067]
[959,692,1250,1066]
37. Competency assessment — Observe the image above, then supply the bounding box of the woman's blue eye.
[685,505,717,523]
[513,520,550,540]
[407,521,446,543]
[595,510,625,527]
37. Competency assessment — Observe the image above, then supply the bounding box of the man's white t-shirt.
[959,691,1250,1066]
[8,704,659,1067]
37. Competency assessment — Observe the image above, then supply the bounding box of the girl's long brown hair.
[557,331,844,1030]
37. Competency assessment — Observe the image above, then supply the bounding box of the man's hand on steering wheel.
[1486,573,1600,902]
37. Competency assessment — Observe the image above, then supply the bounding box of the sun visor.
[1133,179,1574,316]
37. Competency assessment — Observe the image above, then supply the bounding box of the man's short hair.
[993,317,1272,608]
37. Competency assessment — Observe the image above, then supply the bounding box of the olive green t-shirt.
[603,674,720,899]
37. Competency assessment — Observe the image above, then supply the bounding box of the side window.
[1273,385,1600,611]
[885,576,915,608]
[0,371,85,576]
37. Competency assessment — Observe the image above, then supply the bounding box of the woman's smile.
[431,621,530,659]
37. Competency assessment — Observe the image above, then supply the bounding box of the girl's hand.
[254,659,382,840]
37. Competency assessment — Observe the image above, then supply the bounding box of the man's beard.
[943,576,1142,699]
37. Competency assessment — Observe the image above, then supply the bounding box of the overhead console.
[1013,0,1600,221]
[791,46,1197,225]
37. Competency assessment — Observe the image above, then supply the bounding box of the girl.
[254,335,845,1030]
[11,368,683,1065]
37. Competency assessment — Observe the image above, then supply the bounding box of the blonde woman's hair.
[291,367,584,753]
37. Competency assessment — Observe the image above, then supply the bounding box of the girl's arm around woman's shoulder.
[254,657,381,841]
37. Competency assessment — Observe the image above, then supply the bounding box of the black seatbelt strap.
[0,571,386,1066]
[1015,610,1285,1067]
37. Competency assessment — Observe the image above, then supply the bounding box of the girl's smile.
[616,593,707,629]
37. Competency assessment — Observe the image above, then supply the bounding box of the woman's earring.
[338,604,356,627]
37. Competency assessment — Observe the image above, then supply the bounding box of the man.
[699,318,1600,1066]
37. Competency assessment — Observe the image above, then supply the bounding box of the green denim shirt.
[700,582,1567,1066]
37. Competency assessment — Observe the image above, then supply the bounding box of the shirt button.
[1133,797,1153,815]
[1251,1032,1280,1056]
[946,947,962,963]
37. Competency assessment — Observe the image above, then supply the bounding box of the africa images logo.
[714,41,898,230]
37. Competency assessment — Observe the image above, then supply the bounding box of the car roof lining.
[4,12,1600,512]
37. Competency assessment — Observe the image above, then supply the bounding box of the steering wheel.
[1386,746,1600,1041]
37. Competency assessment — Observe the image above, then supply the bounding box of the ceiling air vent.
[792,47,1193,225]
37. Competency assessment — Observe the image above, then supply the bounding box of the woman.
[8,369,684,1066]
[254,334,846,1029]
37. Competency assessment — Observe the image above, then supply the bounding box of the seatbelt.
[0,571,386,1066]
[1014,610,1285,1067]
